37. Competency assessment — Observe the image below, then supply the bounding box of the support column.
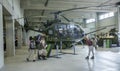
[0,4,4,69]
[22,28,28,46]
[6,17,15,56]
[95,12,100,35]
[118,7,120,33]
[117,7,120,53]
[114,12,118,30]
[82,18,86,28]
[17,26,22,48]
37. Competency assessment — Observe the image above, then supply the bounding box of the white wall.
[28,31,41,37]
[0,0,24,26]
[0,0,23,69]
[86,22,96,33]
[13,0,24,26]
[98,16,116,33]
[0,3,4,69]
[86,15,116,34]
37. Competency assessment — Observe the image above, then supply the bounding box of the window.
[86,19,95,23]
[109,12,114,17]
[99,12,114,20]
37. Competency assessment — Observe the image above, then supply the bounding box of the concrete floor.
[1,45,120,71]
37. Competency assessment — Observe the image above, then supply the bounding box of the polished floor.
[1,45,120,71]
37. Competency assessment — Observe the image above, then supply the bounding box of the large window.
[86,19,95,23]
[86,12,114,23]
[99,12,114,20]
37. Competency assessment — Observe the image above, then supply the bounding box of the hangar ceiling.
[20,0,120,27]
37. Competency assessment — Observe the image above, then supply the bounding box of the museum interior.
[0,0,120,71]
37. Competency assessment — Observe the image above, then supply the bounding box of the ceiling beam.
[21,0,103,7]
[28,15,48,18]
[45,0,49,6]
[40,0,50,21]
[41,0,50,16]
[23,6,117,12]
[49,0,102,4]
[27,15,93,22]
[28,21,46,23]
[47,1,103,8]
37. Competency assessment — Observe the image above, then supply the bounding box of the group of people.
[26,34,98,61]
[26,34,47,62]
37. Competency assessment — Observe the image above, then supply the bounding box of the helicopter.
[22,1,120,48]
[23,1,120,32]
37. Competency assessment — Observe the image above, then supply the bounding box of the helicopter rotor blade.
[16,15,47,20]
[60,15,70,22]
[72,24,115,45]
[85,24,115,35]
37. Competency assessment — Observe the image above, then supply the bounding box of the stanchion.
[60,41,62,53]
[72,44,76,55]
[55,44,61,58]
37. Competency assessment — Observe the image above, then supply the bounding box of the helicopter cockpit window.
[49,23,85,40]
[70,24,74,28]
[59,28,63,34]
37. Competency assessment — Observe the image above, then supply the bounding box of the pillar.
[6,17,15,56]
[22,28,28,46]
[0,4,4,69]
[83,18,86,28]
[118,7,120,33]
[95,12,100,35]
[17,26,22,48]
[117,7,120,48]
[116,6,120,53]
[114,11,118,30]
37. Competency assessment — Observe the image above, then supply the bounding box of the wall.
[0,3,4,69]
[86,22,95,33]
[0,0,23,69]
[99,16,116,33]
[13,0,24,26]
[28,31,41,37]
[0,0,24,26]
[86,14,116,34]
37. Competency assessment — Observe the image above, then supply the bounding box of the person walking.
[26,36,36,62]
[92,37,98,50]
[39,36,47,60]
[85,36,94,59]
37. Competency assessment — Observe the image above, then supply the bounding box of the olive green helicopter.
[23,1,120,48]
